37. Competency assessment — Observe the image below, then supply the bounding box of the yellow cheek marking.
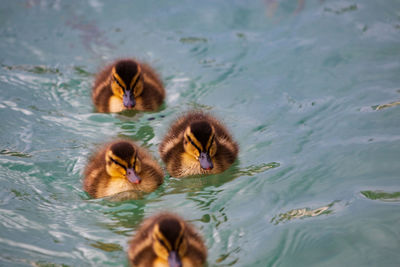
[153,258,169,267]
[180,153,201,175]
[109,96,125,112]
[111,81,124,99]
[104,179,134,197]
[178,151,220,176]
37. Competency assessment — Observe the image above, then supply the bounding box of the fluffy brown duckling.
[128,212,207,267]
[92,59,165,112]
[83,140,164,198]
[159,111,239,178]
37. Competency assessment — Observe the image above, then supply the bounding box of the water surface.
[1,0,400,266]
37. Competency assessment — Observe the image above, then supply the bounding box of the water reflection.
[271,202,336,224]
[237,162,280,176]
[90,199,146,236]
[73,66,93,77]
[361,190,400,202]
[163,161,279,196]
[89,241,123,252]
[33,261,72,267]
[180,37,208,44]
[372,100,400,111]
[0,149,32,158]
[161,162,240,196]
[324,4,357,15]
[215,247,241,266]
[2,64,61,75]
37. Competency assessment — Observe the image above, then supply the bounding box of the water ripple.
[0,237,75,259]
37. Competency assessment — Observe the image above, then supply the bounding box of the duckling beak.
[123,90,136,108]
[199,152,213,170]
[126,168,141,184]
[168,251,182,267]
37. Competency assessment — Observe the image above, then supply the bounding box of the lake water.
[1,0,400,266]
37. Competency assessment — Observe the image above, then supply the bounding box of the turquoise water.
[1,0,400,266]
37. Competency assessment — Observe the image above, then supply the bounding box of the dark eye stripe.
[187,135,201,153]
[110,157,126,170]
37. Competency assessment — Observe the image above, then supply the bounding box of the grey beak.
[168,251,182,267]
[126,168,141,184]
[199,152,213,170]
[123,90,136,108]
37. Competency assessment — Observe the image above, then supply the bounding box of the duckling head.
[183,121,217,171]
[152,217,188,267]
[111,60,144,109]
[105,141,142,184]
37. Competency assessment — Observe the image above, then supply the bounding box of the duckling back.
[83,140,164,198]
[159,111,239,177]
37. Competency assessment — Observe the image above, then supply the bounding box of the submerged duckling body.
[92,59,165,113]
[128,212,207,267]
[159,111,238,178]
[83,140,163,198]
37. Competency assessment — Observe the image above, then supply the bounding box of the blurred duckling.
[84,140,163,198]
[128,212,207,267]
[159,111,238,178]
[92,59,165,112]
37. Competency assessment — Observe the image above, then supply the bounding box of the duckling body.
[128,213,207,267]
[159,111,239,178]
[84,140,163,198]
[92,59,165,113]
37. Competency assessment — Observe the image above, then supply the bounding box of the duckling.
[92,59,165,113]
[83,140,164,198]
[159,111,239,178]
[128,212,207,267]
